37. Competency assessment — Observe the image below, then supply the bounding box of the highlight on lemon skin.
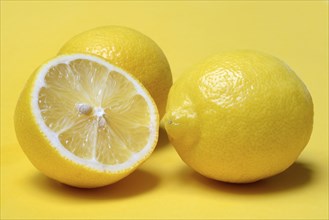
[14,54,159,188]
[163,50,313,183]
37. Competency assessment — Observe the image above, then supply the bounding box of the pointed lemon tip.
[161,108,199,149]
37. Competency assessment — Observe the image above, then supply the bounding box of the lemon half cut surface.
[14,54,159,188]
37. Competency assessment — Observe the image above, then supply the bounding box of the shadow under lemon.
[178,161,313,194]
[30,169,160,200]
[154,127,170,151]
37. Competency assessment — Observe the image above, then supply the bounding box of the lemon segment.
[15,54,159,188]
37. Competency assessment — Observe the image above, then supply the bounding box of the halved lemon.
[14,54,159,188]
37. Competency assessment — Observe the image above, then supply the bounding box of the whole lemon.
[59,26,172,118]
[163,50,313,183]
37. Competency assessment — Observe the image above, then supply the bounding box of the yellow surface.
[1,1,328,219]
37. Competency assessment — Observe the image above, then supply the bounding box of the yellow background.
[1,1,328,219]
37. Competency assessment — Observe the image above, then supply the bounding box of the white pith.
[31,54,158,172]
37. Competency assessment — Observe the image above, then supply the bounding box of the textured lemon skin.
[164,50,313,183]
[14,58,158,188]
[58,26,172,118]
